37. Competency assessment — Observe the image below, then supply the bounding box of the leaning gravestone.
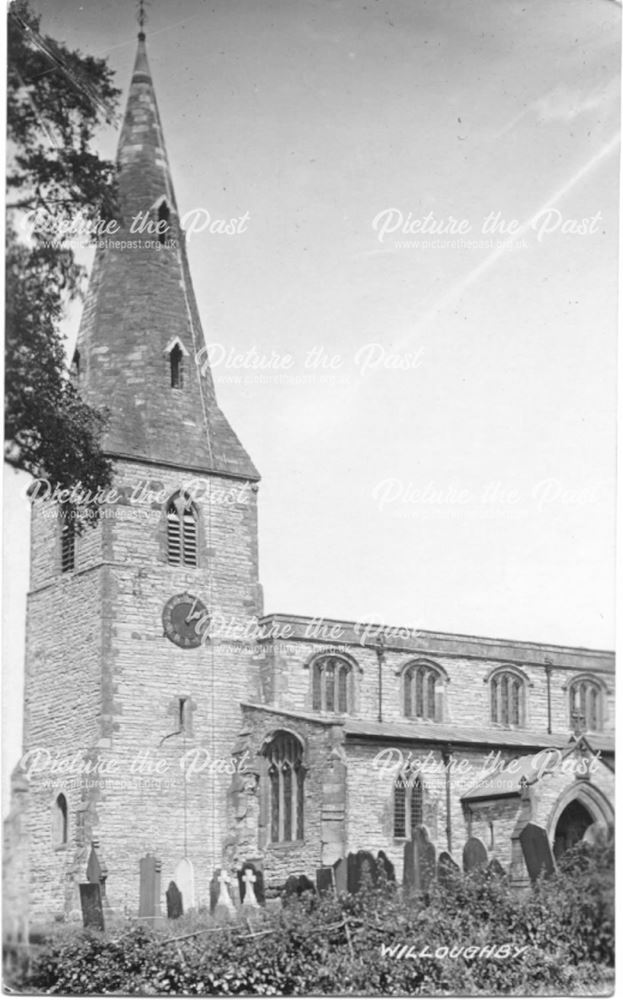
[166,881,183,920]
[139,854,162,920]
[316,867,335,895]
[463,836,488,873]
[519,823,556,882]
[174,858,195,911]
[437,851,460,888]
[333,857,347,895]
[347,850,377,893]
[79,882,105,931]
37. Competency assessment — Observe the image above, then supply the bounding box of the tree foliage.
[5,0,120,505]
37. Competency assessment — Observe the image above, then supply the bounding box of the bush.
[10,843,613,995]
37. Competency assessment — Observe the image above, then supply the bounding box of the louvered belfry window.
[263,731,305,844]
[166,492,198,566]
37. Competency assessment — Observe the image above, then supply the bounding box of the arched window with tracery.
[166,492,198,566]
[569,678,603,732]
[263,731,305,844]
[403,661,441,721]
[52,793,68,847]
[393,772,423,838]
[490,669,525,726]
[311,655,352,713]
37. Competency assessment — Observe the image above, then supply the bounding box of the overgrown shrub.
[9,843,613,995]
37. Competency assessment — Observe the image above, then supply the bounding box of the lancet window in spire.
[170,344,184,389]
[158,200,170,245]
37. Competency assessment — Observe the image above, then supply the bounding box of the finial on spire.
[137,0,148,39]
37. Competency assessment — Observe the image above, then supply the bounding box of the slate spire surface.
[75,30,259,480]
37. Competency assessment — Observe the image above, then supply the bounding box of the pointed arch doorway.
[553,800,594,859]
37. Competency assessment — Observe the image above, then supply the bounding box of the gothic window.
[263,731,305,844]
[166,492,198,566]
[170,344,184,388]
[158,200,170,244]
[60,514,75,573]
[490,670,525,726]
[403,662,442,721]
[311,655,352,713]
[393,773,423,838]
[52,793,68,847]
[569,678,603,732]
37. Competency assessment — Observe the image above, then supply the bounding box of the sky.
[2,0,620,809]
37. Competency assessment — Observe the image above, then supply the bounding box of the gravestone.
[316,867,335,895]
[283,875,300,900]
[347,850,377,893]
[79,883,104,931]
[86,840,112,917]
[166,881,183,920]
[237,862,265,908]
[463,836,488,873]
[519,823,556,882]
[437,851,460,888]
[174,858,196,911]
[413,826,436,892]
[487,858,507,879]
[212,869,236,923]
[333,857,347,895]
[376,850,396,884]
[139,854,162,920]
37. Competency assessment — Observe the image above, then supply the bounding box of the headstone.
[519,823,556,882]
[437,851,460,888]
[463,836,488,873]
[283,875,300,900]
[213,869,236,923]
[487,858,507,879]
[347,850,377,893]
[413,826,436,892]
[209,869,220,914]
[79,882,104,931]
[237,861,265,910]
[316,866,335,895]
[166,881,183,919]
[86,840,112,917]
[376,850,396,884]
[139,854,162,920]
[174,858,196,911]
[333,857,347,895]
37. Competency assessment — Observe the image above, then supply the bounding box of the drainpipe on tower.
[375,636,385,723]
[442,744,453,854]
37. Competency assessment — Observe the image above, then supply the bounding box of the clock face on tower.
[162,593,210,648]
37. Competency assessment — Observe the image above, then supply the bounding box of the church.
[4,28,615,926]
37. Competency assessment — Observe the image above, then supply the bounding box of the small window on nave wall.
[166,492,198,566]
[393,773,423,839]
[490,670,525,727]
[311,655,353,714]
[569,678,603,732]
[403,661,442,722]
[263,731,305,845]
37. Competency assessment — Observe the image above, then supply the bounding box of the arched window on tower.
[263,731,305,844]
[490,668,526,727]
[157,200,170,244]
[170,344,184,389]
[311,655,353,713]
[52,793,68,847]
[166,492,198,566]
[403,661,443,721]
[60,511,75,573]
[569,678,603,732]
[393,772,423,838]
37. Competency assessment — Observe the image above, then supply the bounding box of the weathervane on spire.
[137,0,148,37]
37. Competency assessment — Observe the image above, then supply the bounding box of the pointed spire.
[74,32,259,481]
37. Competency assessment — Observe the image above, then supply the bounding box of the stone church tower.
[17,28,262,920]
